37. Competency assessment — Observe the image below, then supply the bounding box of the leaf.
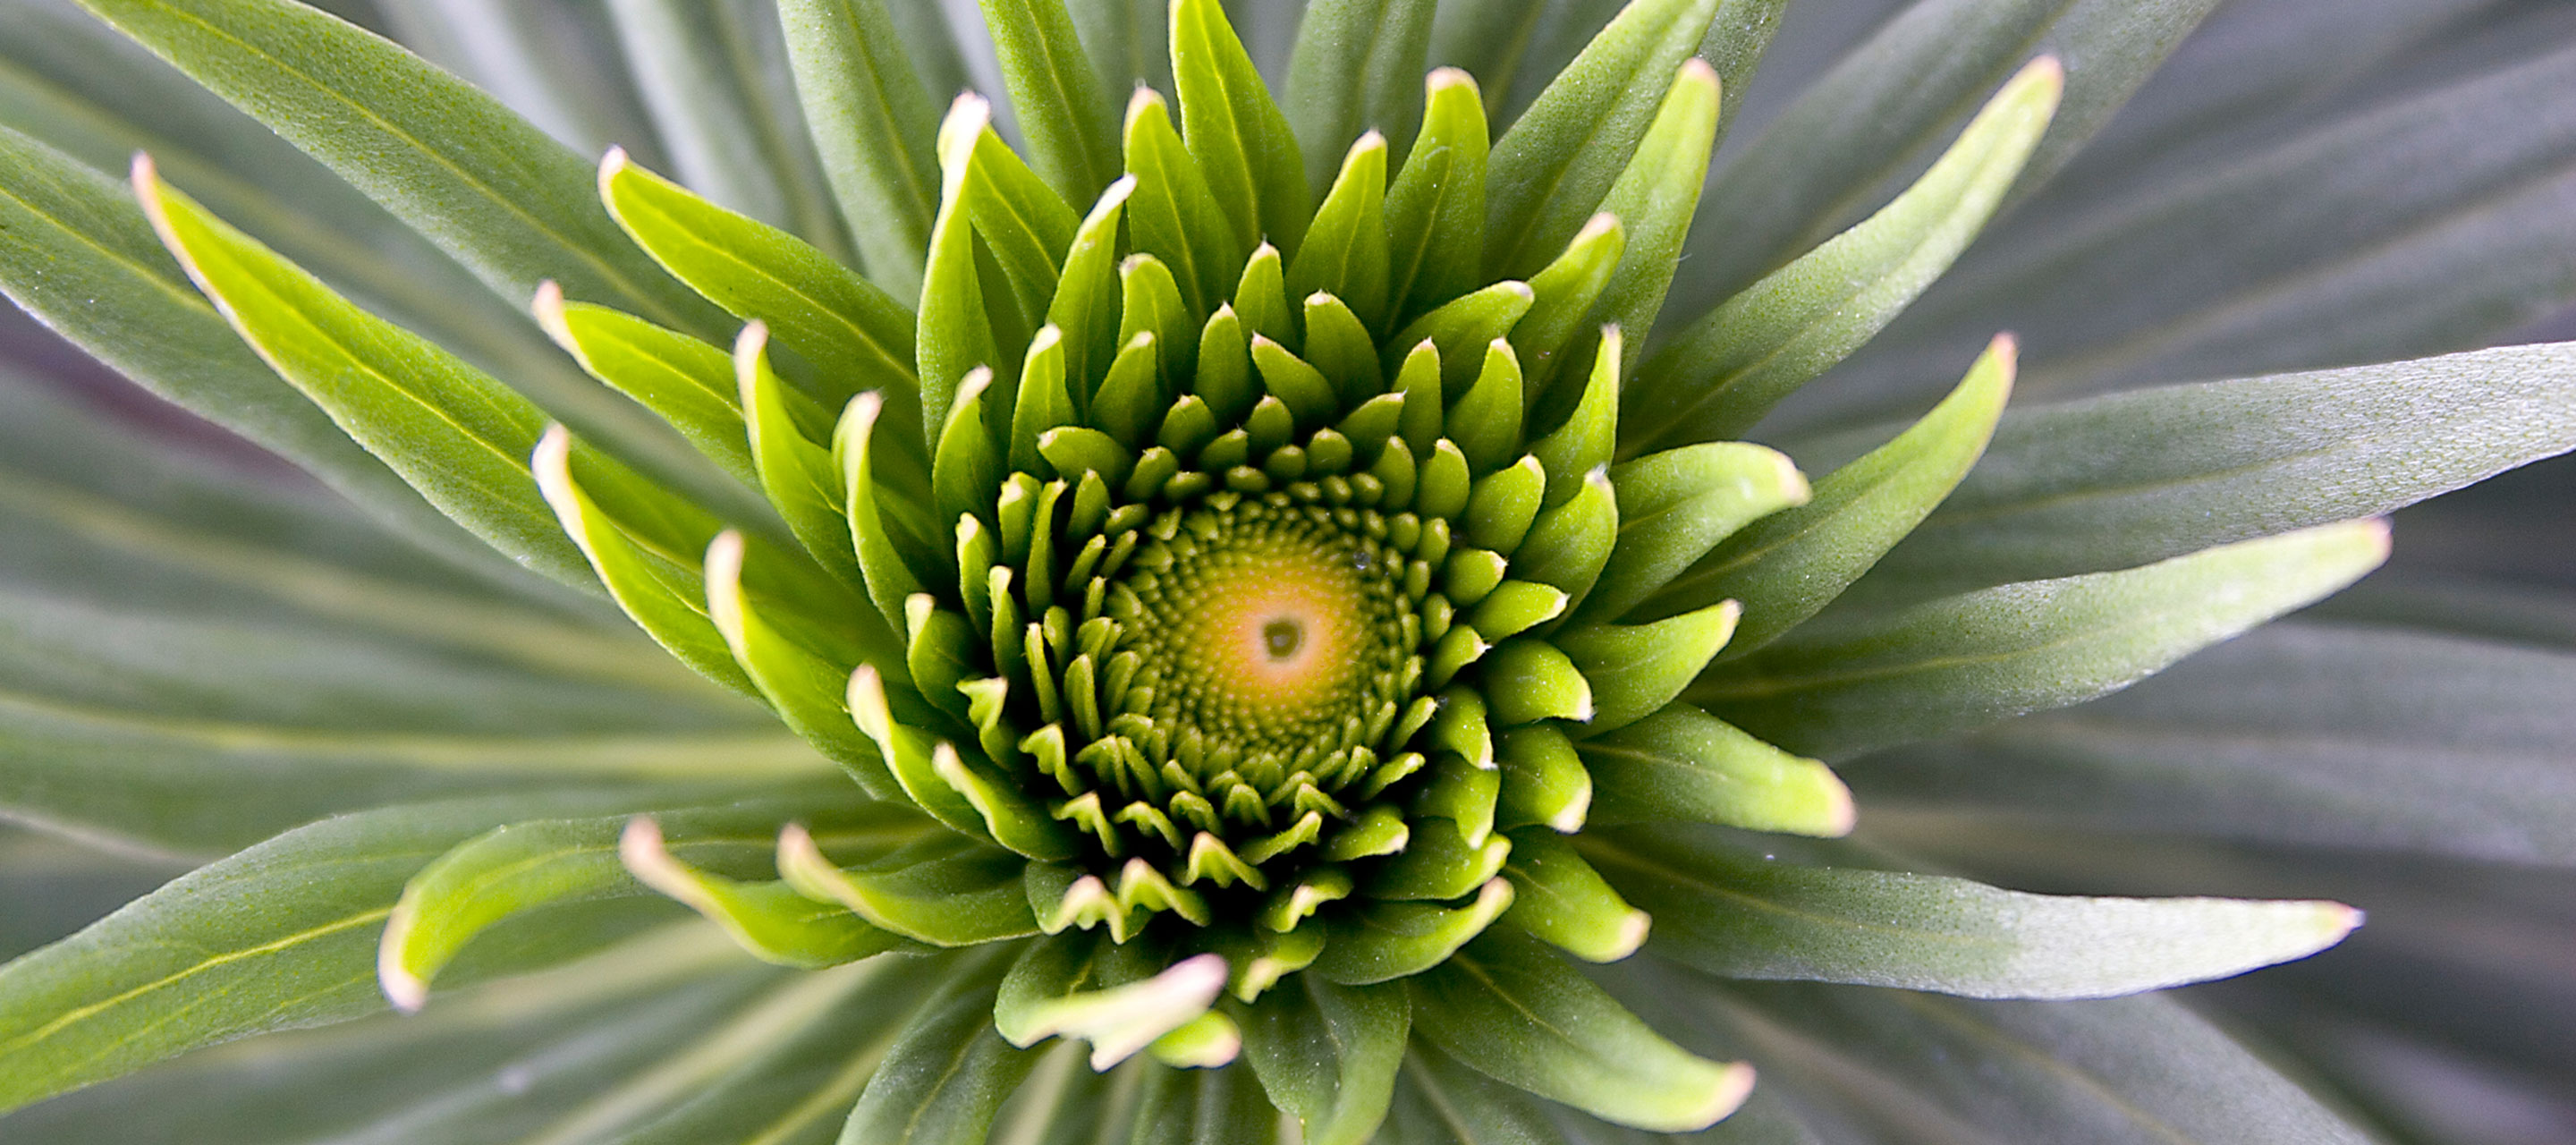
[614,956,950,1145]
[1858,341,2576,597]
[1555,602,1740,734]
[1383,66,1489,327]
[135,162,652,589]
[1377,1039,1564,1145]
[1848,621,2576,867]
[73,0,727,337]
[0,929,792,1144]
[1172,0,1310,258]
[1576,703,1852,837]
[1651,335,2014,654]
[1409,929,1751,1132]
[1239,976,1409,1145]
[600,149,919,405]
[995,940,1230,1069]
[1666,977,2377,1144]
[1585,826,2360,998]
[534,284,760,488]
[0,789,717,1113]
[1670,0,2221,320]
[979,0,1125,205]
[603,0,848,265]
[1125,1059,1283,1145]
[377,788,924,1009]
[1692,520,2391,760]
[1582,441,1808,624]
[1481,0,1717,279]
[0,121,531,589]
[619,815,911,969]
[1285,0,1436,200]
[1626,58,2057,450]
[1832,33,2576,413]
[775,0,943,299]
[1585,55,1719,346]
[841,948,1040,1145]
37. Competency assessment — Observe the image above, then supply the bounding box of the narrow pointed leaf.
[979,0,1124,204]
[1578,703,1852,836]
[1173,0,1310,256]
[1592,826,2359,998]
[1694,521,2394,759]
[1409,929,1751,1132]
[841,950,1039,1145]
[777,0,944,298]
[1287,0,1436,201]
[1241,976,1410,1145]
[1631,57,2060,449]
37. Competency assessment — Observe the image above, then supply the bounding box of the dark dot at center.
[1262,618,1304,660]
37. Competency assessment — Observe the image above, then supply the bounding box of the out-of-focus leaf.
[1693,521,2390,759]
[1656,974,2377,1144]
[1672,0,2223,320]
[605,0,849,261]
[1124,1061,1282,1145]
[1410,929,1751,1132]
[370,0,658,159]
[1239,975,1408,1145]
[1585,826,2357,998]
[0,120,536,588]
[1853,342,2576,597]
[0,789,731,1113]
[981,0,1125,205]
[1285,0,1436,196]
[1826,36,2576,420]
[73,0,729,339]
[840,948,1038,1145]
[1375,1039,1563,1145]
[0,927,793,1144]
[777,0,943,299]
[1849,622,2576,867]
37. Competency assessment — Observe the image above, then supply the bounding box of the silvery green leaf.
[73,0,731,340]
[0,789,737,1113]
[1694,520,2389,759]
[1673,0,2224,319]
[775,0,944,299]
[1584,826,2356,998]
[1624,966,2377,1144]
[1854,342,2576,598]
[1846,621,2576,866]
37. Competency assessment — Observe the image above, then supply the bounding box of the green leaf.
[1481,0,1717,279]
[1860,341,2576,597]
[1652,335,2013,652]
[1849,622,2576,867]
[1586,55,1719,345]
[377,788,924,1009]
[1286,0,1436,200]
[1629,58,2059,450]
[0,926,799,1142]
[1496,829,1649,963]
[619,814,911,968]
[0,121,534,589]
[1587,826,2359,998]
[1668,977,2378,1144]
[841,948,1040,1145]
[776,0,943,299]
[1383,67,1489,327]
[1582,441,1808,623]
[1694,520,2392,760]
[1377,1039,1564,1145]
[1123,87,1244,321]
[614,956,947,1145]
[1313,878,1514,986]
[1576,703,1852,837]
[535,284,760,488]
[600,148,919,407]
[1173,0,1310,258]
[1239,976,1409,1145]
[1671,0,2218,318]
[996,938,1230,1069]
[1287,131,1393,333]
[1126,1059,1282,1145]
[0,789,713,1113]
[603,0,850,264]
[1555,601,1739,734]
[980,0,1125,205]
[133,159,601,589]
[73,0,726,337]
[1409,929,1751,1132]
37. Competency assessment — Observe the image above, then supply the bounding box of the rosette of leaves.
[2,0,2574,1141]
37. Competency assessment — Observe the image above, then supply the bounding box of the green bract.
[1,0,2572,1142]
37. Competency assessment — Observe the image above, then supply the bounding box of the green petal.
[620,814,908,968]
[977,0,1125,205]
[841,948,1040,1145]
[1172,0,1311,256]
[1238,976,1409,1145]
[1578,702,1852,836]
[775,0,944,297]
[1286,0,1437,200]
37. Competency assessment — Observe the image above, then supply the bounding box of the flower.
[0,0,2571,1141]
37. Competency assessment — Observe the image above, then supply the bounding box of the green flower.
[1,0,2572,1141]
